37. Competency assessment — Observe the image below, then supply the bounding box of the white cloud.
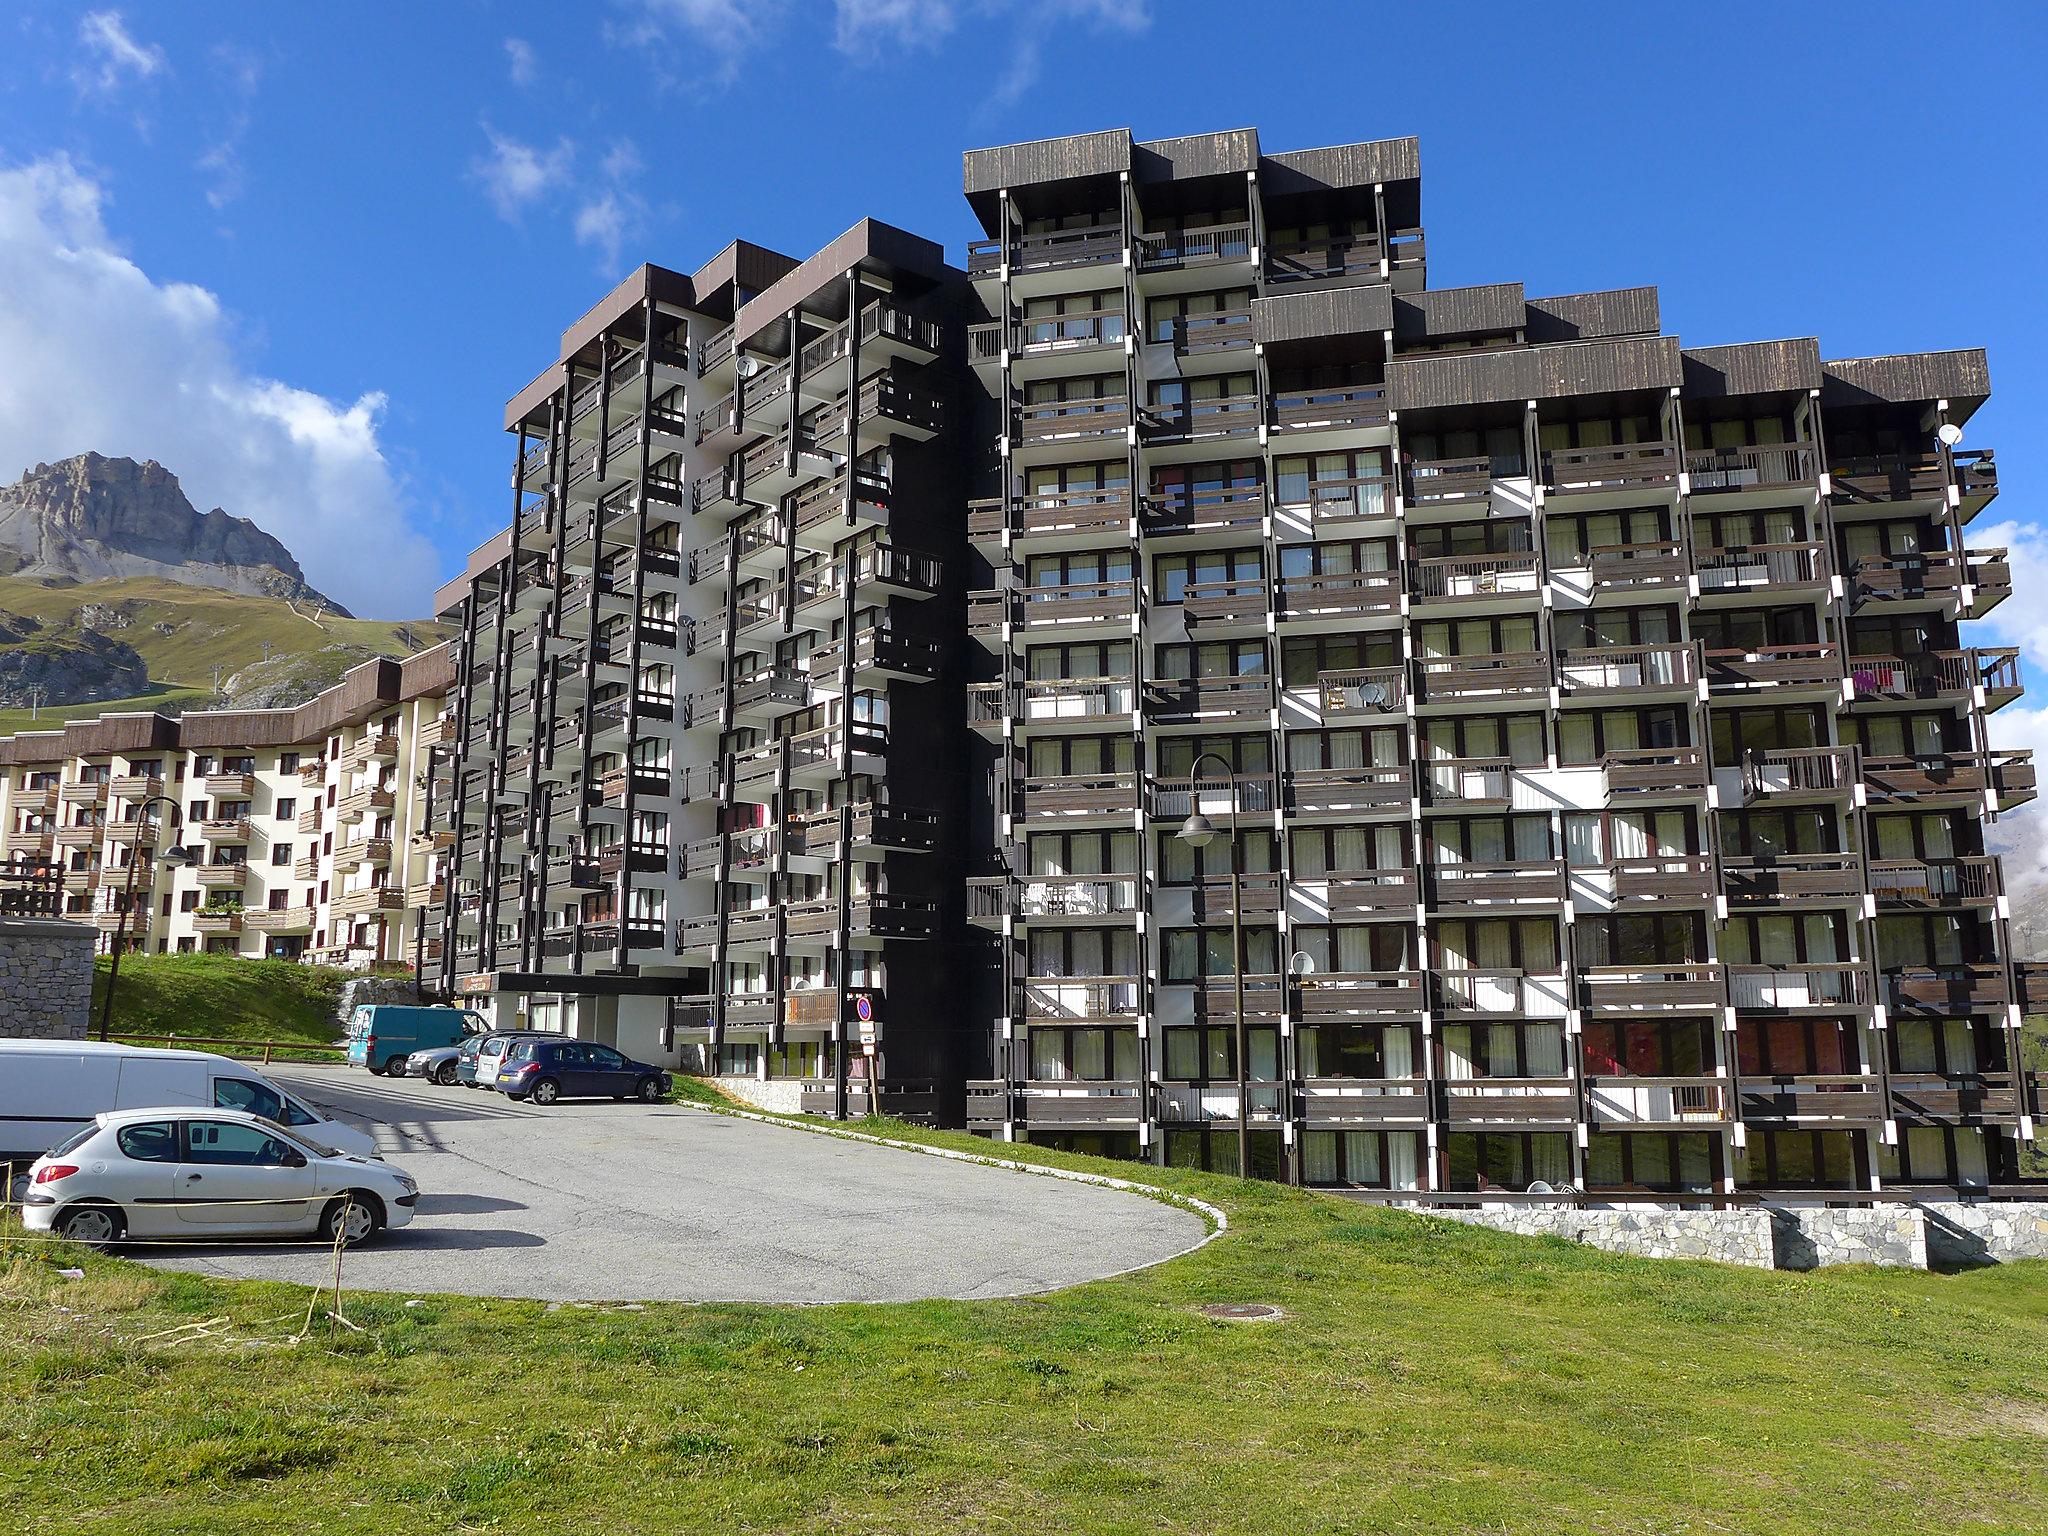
[75,10,166,93]
[1963,517,2048,671]
[832,0,957,55]
[987,0,1148,109]
[196,45,264,211]
[472,128,574,221]
[0,155,438,618]
[574,193,630,268]
[504,37,538,86]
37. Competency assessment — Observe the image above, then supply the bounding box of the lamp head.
[1177,811,1217,849]
[158,846,197,870]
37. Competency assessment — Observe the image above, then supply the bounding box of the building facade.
[434,125,2042,1196]
[0,646,452,969]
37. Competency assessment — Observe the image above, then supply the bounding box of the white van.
[0,1041,378,1164]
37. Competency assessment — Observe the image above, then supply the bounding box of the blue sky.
[0,4,2044,664]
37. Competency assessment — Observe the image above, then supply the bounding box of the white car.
[20,1108,419,1250]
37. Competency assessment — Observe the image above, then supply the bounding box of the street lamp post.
[96,795,193,1041]
[1175,750,1251,1180]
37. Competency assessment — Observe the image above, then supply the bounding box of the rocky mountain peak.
[0,452,348,615]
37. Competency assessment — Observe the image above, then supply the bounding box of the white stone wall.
[1920,1201,2048,1267]
[1436,1206,1775,1268]
[714,1074,805,1115]
[1768,1207,1928,1270]
[0,917,95,1039]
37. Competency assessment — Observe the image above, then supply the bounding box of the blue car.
[495,1038,671,1106]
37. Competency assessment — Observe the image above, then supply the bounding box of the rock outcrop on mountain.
[219,643,381,710]
[0,613,148,708]
[0,453,348,615]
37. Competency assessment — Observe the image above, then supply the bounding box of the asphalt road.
[130,1064,1204,1304]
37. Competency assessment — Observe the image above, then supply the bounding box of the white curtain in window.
[1382,1028,1413,1079]
[1444,1025,1476,1080]
[1385,1133,1420,1190]
[1530,1134,1573,1185]
[1073,1029,1107,1080]
[1302,1131,1338,1184]
[1525,1023,1566,1076]
[1956,1129,1989,1186]
[1344,1132,1381,1184]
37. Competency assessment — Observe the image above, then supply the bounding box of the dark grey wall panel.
[1136,129,1259,182]
[1525,288,1660,344]
[963,129,1134,195]
[1822,349,1992,407]
[1395,283,1524,340]
[1252,284,1396,345]
[1263,137,1422,194]
[1681,338,1823,398]
[1390,335,1682,410]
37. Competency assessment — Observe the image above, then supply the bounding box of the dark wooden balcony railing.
[1558,643,1698,694]
[1142,674,1274,721]
[1141,395,1262,440]
[1848,549,2009,604]
[1315,665,1408,716]
[1828,452,1950,504]
[1272,386,1390,433]
[1443,1079,1580,1126]
[1137,221,1252,269]
[1266,231,1386,285]
[1301,472,1397,526]
[1421,755,1514,806]
[1425,859,1567,905]
[1016,394,1129,442]
[1584,1075,1731,1124]
[1722,852,1866,904]
[1848,647,2021,701]
[967,488,1132,541]
[1019,974,1142,1020]
[1154,1080,1289,1124]
[1140,484,1267,536]
[1162,309,1254,354]
[1742,746,1858,800]
[1737,1075,1886,1125]
[1542,441,1680,493]
[1585,541,1688,590]
[1888,1071,2025,1125]
[1318,869,1421,913]
[1296,971,1426,1017]
[1409,551,1542,602]
[1885,965,2009,1015]
[1414,651,1551,701]
[1011,578,1140,628]
[1181,576,1270,628]
[1684,441,1818,491]
[1278,570,1403,623]
[977,676,1138,728]
[1578,964,1725,1012]
[1288,764,1414,814]
[1705,643,1843,691]
[1610,856,1718,904]
[1601,746,1710,798]
[1866,857,2001,909]
[970,1080,1147,1127]
[1726,964,1869,1012]
[1403,455,1500,504]
[1149,773,1279,819]
[1020,774,1143,817]
[1301,1078,1432,1127]
[968,223,1123,275]
[1860,752,1987,800]
[1695,541,1829,591]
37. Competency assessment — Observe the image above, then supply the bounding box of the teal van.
[346,1005,488,1076]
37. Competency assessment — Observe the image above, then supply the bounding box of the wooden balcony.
[1409,551,1541,604]
[3,829,54,858]
[968,223,1123,276]
[969,1080,1147,1129]
[194,863,249,889]
[1424,858,1567,908]
[1861,752,1989,803]
[1609,856,1718,905]
[1138,484,1266,538]
[974,677,1137,734]
[1300,1078,1431,1128]
[1541,441,1679,495]
[1315,666,1408,718]
[967,488,1132,543]
[1737,1075,1884,1127]
[337,785,396,822]
[1584,1075,1731,1127]
[1403,455,1499,506]
[1848,549,2009,609]
[1888,1072,2028,1127]
[1018,975,1141,1022]
[1140,394,1261,442]
[1741,747,1858,802]
[1727,964,1869,1013]
[1413,651,1550,703]
[1009,578,1141,632]
[1444,1079,1579,1127]
[332,838,393,873]
[1557,643,1697,698]
[1299,472,1397,528]
[1585,541,1688,592]
[1287,765,1413,816]
[331,885,405,919]
[190,909,243,936]
[1137,220,1252,270]
[1272,386,1389,435]
[966,876,1139,927]
[1189,873,1283,923]
[1190,976,1287,1024]
[205,772,256,798]
[1276,570,1402,625]
[59,781,108,806]
[1149,773,1279,821]
[1161,309,1254,356]
[1181,577,1269,631]
[1828,452,1952,505]
[1318,869,1421,914]
[108,775,163,800]
[1142,674,1274,722]
[102,820,159,847]
[1848,647,2021,707]
[1153,1080,1289,1127]
[1695,542,1829,595]
[1420,756,1513,808]
[1600,747,1709,800]
[1296,971,1426,1019]
[783,895,939,943]
[1266,231,1396,287]
[1578,964,1725,1013]
[1705,643,1842,693]
[243,906,316,934]
[1433,969,1568,1017]
[1019,774,1143,819]
[1721,852,1865,905]
[1885,965,2008,1016]
[1684,441,1818,493]
[197,818,252,844]
[1016,393,1129,445]
[1866,857,2001,910]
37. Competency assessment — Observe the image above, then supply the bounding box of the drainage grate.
[1198,1303,1285,1322]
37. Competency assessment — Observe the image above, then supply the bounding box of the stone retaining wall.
[1920,1201,2048,1267]
[1769,1206,1927,1270]
[712,1074,805,1115]
[1436,1206,1775,1268]
[0,917,95,1040]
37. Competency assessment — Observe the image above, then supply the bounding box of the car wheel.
[529,1077,560,1106]
[320,1192,384,1247]
[383,1056,409,1078]
[636,1076,662,1103]
[57,1202,125,1250]
[434,1062,458,1086]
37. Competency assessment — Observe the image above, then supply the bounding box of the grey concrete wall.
[713,1075,804,1115]
[1436,1206,1776,1268]
[0,917,95,1041]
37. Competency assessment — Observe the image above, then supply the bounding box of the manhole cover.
[1198,1303,1285,1322]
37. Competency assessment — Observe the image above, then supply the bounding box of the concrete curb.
[671,1096,1230,1291]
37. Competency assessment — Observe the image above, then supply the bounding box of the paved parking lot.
[131,1065,1204,1304]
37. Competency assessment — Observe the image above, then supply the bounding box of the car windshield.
[506,1041,536,1062]
[257,1115,338,1160]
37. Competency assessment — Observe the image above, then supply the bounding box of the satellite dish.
[1289,951,1318,978]
[735,356,762,379]
[1527,1180,1555,1195]
[1937,423,1964,448]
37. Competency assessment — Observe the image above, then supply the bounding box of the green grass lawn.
[2,1112,2045,1536]
[90,952,348,1059]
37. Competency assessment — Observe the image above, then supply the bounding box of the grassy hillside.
[0,1124,2044,1534]
[90,953,349,1055]
[0,574,445,732]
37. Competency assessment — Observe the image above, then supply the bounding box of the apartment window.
[1146,454,1259,510]
[189,801,208,821]
[280,752,300,773]
[1573,914,1704,967]
[1156,733,1268,776]
[1536,413,1660,452]
[1152,548,1260,605]
[1708,706,1827,769]
[1280,633,1400,687]
[1157,827,1278,887]
[268,891,289,911]
[1553,606,1679,649]
[319,881,329,903]
[1026,831,1138,878]
[1022,372,1124,407]
[1693,607,1819,652]
[1405,424,1525,477]
[1277,537,1396,579]
[193,756,215,776]
[1544,506,1673,566]
[1025,927,1137,980]
[1026,550,1131,589]
[1019,290,1123,346]
[1023,460,1128,501]
[1160,927,1281,982]
[1027,1025,1139,1082]
[1420,715,1547,768]
[275,797,296,821]
[1287,727,1404,774]
[1024,641,1131,681]
[1274,450,1391,513]
[1289,824,1406,879]
[180,891,200,913]
[1025,735,1134,778]
[1683,412,1796,451]
[1432,917,1561,972]
[271,845,292,867]
[1584,1132,1716,1193]
[1292,922,1413,972]
[1161,1023,1281,1081]
[1146,287,1252,344]
[1152,640,1267,680]
[160,893,172,918]
[1447,1132,1574,1192]
[1557,707,1687,766]
[1582,1018,1712,1078]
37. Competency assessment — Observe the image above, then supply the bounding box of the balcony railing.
[1019,975,1141,1021]
[1866,857,2001,909]
[1161,309,1254,355]
[1425,859,1567,906]
[1016,394,1129,443]
[1684,441,1818,491]
[1609,856,1718,904]
[1315,665,1408,717]
[1421,755,1514,806]
[1828,452,1950,504]
[1885,964,2009,1015]
[1585,541,1688,591]
[1738,1075,1885,1126]
[1296,971,1426,1018]
[968,223,1123,275]
[1413,651,1550,702]
[1721,852,1865,904]
[1278,570,1403,624]
[1299,472,1397,527]
[1888,1071,2028,1126]
[1443,1079,1580,1126]
[1848,647,2020,702]
[1139,484,1266,536]
[1408,551,1541,602]
[1154,1081,1289,1125]
[1272,386,1389,434]
[1287,764,1413,814]
[1142,674,1274,721]
[1140,394,1261,441]
[1578,964,1725,1012]
[1181,577,1269,629]
[1557,643,1697,695]
[1726,964,1869,1012]
[967,876,1140,923]
[1741,746,1858,800]
[967,488,1132,542]
[1541,441,1679,493]
[1695,541,1829,593]
[1301,1078,1432,1127]
[1136,221,1252,269]
[969,1080,1147,1128]
[1848,549,2009,605]
[1705,643,1843,691]
[1266,232,1387,286]
[1149,773,1278,820]
[1020,774,1143,818]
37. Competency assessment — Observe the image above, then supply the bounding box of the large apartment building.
[434,125,2042,1196]
[0,647,452,968]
